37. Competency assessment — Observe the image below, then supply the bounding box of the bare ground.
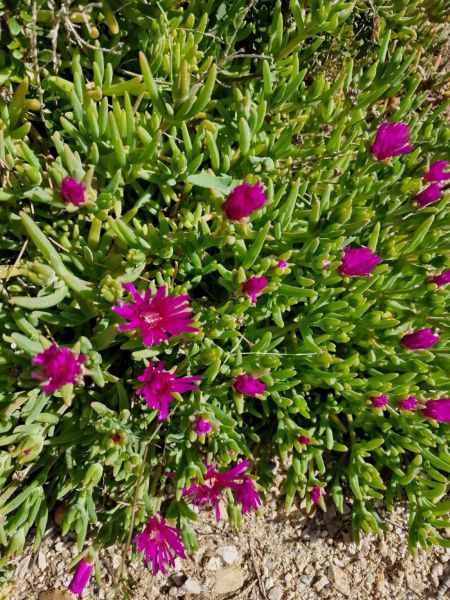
[9,493,450,600]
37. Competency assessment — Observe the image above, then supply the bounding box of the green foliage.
[0,0,449,580]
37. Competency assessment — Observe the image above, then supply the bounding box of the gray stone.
[182,577,202,595]
[216,544,239,565]
[213,567,245,595]
[268,586,283,600]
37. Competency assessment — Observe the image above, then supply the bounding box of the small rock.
[216,545,239,565]
[268,586,283,600]
[213,567,244,595]
[265,577,274,590]
[296,576,313,594]
[54,542,65,552]
[328,565,350,597]
[38,591,72,600]
[171,571,187,587]
[38,551,47,571]
[182,577,202,595]
[206,556,222,571]
[314,575,329,592]
[169,587,179,597]
[111,553,121,569]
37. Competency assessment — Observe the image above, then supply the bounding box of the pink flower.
[401,328,439,350]
[112,434,121,444]
[136,362,201,421]
[234,374,266,397]
[60,176,85,206]
[371,123,414,160]
[423,399,450,423]
[194,418,212,436]
[398,396,418,411]
[431,270,450,287]
[322,259,331,269]
[32,344,85,393]
[232,478,262,514]
[416,183,442,209]
[424,161,450,183]
[133,515,187,575]
[371,395,388,408]
[223,182,266,220]
[242,277,267,303]
[277,260,288,269]
[310,486,323,505]
[183,460,261,520]
[68,558,94,595]
[113,283,198,347]
[299,435,311,445]
[338,247,382,277]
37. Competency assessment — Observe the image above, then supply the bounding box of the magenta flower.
[310,486,324,505]
[234,374,266,397]
[68,558,94,595]
[183,460,261,520]
[194,418,212,436]
[371,395,388,408]
[32,344,85,393]
[60,176,86,206]
[242,276,267,303]
[424,161,450,183]
[338,246,381,277]
[113,283,198,347]
[431,270,450,287]
[133,515,187,575]
[416,183,442,209]
[223,182,266,220]
[398,396,418,411]
[423,399,450,423]
[299,435,311,445]
[231,478,262,514]
[371,123,414,160]
[401,328,439,350]
[112,433,121,444]
[277,260,288,269]
[136,362,201,421]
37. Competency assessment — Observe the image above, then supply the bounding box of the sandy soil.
[9,494,450,600]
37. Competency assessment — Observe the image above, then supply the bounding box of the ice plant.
[183,460,260,520]
[234,374,266,397]
[416,183,442,209]
[299,435,311,445]
[310,486,323,505]
[113,283,198,346]
[136,362,201,420]
[232,478,262,514]
[242,276,268,304]
[32,344,85,393]
[338,247,381,277]
[222,181,266,220]
[277,260,288,268]
[371,395,388,408]
[133,515,187,575]
[423,399,450,423]
[194,418,212,435]
[430,270,450,287]
[60,176,86,206]
[424,161,450,183]
[398,396,418,411]
[68,558,94,595]
[401,329,439,350]
[371,123,414,160]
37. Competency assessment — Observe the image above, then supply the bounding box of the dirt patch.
[10,496,450,600]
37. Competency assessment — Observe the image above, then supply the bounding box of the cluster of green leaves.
[0,0,449,577]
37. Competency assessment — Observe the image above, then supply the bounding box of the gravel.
[9,498,450,599]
